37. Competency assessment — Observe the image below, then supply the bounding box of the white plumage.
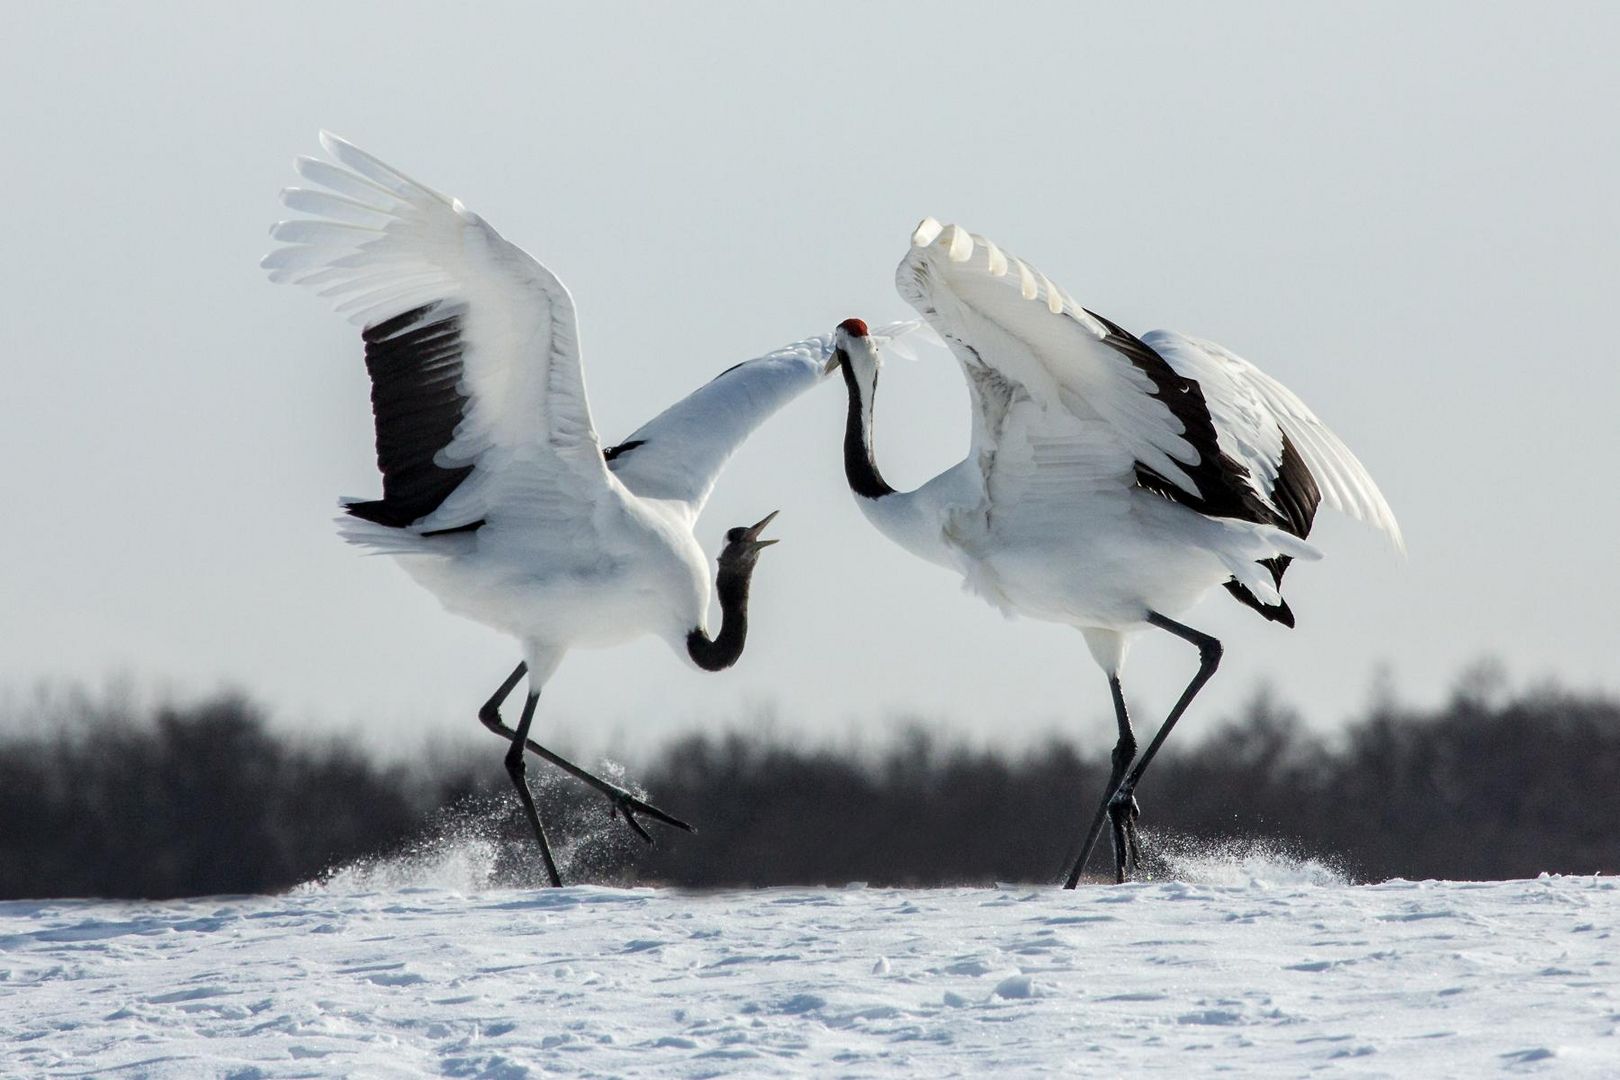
[265,133,897,883]
[834,219,1401,885]
[1138,329,1404,547]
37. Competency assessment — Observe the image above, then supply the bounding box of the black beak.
[739,510,779,550]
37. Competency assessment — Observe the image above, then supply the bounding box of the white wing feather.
[896,221,1206,501]
[265,132,616,533]
[608,321,922,515]
[602,320,920,514]
[896,219,1400,558]
[1144,330,1404,552]
[1143,331,1286,517]
[607,338,829,513]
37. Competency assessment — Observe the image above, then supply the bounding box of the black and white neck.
[835,318,895,501]
[686,561,754,671]
[686,512,778,672]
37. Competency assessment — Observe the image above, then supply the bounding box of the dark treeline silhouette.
[0,696,448,899]
[2,677,1616,898]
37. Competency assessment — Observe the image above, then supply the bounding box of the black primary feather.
[344,302,476,529]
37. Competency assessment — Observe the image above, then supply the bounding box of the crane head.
[720,510,780,569]
[831,316,882,375]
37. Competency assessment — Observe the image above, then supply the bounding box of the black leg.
[1123,613,1223,798]
[480,661,529,721]
[1064,613,1222,888]
[1105,677,1142,883]
[505,691,563,887]
[478,664,694,840]
[1064,676,1139,887]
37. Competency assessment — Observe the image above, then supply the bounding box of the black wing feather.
[1221,431,1323,624]
[1268,430,1322,539]
[1088,313,1327,627]
[1085,310,1275,526]
[344,302,476,529]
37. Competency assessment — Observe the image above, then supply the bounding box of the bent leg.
[1118,612,1222,801]
[478,662,528,728]
[1064,614,1222,888]
[477,663,694,840]
[504,690,563,887]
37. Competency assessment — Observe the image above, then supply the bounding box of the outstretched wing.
[607,322,920,516]
[896,219,1275,526]
[264,132,615,534]
[1144,330,1403,551]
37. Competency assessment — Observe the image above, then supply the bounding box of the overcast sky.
[3,2,1616,759]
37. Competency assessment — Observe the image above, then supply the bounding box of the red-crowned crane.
[832,219,1402,885]
[266,133,910,885]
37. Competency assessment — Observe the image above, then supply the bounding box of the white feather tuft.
[911,217,944,247]
[1039,274,1063,314]
[984,240,1008,277]
[868,319,938,363]
[1015,259,1038,300]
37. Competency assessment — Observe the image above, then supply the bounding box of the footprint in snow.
[365,971,426,987]
[993,974,1038,1000]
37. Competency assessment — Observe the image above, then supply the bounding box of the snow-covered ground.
[2,848,1615,1078]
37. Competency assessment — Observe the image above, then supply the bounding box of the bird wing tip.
[911,217,944,247]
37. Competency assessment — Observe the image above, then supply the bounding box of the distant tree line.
[1,676,1615,899]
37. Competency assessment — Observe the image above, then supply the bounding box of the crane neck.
[686,558,756,672]
[840,354,895,500]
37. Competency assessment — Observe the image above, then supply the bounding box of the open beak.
[741,510,780,548]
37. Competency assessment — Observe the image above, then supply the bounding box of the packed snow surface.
[2,857,1616,1077]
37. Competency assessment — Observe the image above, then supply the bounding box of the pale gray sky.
[3,2,1617,757]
